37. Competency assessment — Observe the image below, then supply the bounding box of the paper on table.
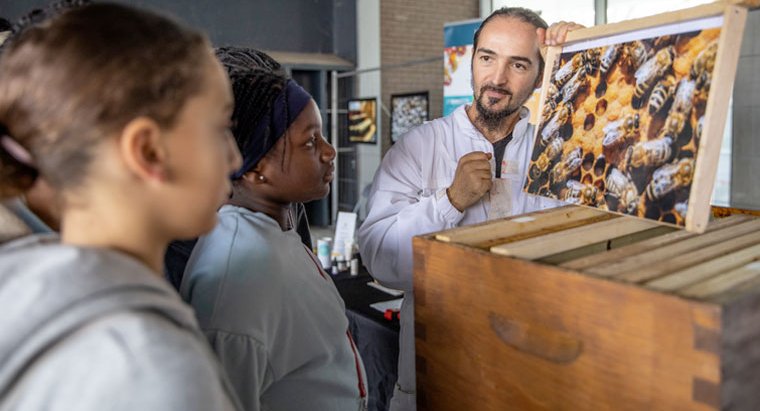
[370,298,403,313]
[367,281,404,297]
[332,211,357,258]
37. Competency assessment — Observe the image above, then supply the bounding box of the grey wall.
[0,0,356,62]
[332,0,356,64]
[732,8,760,209]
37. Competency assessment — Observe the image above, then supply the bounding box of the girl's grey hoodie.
[0,235,241,410]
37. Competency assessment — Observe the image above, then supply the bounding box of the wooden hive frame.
[526,2,747,232]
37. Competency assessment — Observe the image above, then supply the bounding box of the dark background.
[0,0,357,64]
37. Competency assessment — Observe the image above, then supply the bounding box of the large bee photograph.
[524,5,746,232]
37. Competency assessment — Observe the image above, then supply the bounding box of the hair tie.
[0,124,39,191]
[0,130,35,167]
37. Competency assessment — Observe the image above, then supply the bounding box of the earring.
[258,175,266,182]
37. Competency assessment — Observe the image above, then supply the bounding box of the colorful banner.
[443,19,480,117]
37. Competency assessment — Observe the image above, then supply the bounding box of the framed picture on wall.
[391,91,430,143]
[523,2,746,233]
[348,98,378,144]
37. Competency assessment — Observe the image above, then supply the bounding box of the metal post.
[330,70,339,224]
[479,0,492,19]
[328,56,438,223]
[595,0,607,25]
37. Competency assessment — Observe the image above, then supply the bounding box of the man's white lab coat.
[358,104,561,410]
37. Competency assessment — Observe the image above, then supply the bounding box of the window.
[712,99,733,207]
[491,0,595,27]
[606,0,713,23]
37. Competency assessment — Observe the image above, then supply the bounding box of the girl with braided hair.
[180,47,368,411]
[164,46,313,289]
[0,4,243,410]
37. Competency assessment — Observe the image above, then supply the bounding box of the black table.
[331,270,400,411]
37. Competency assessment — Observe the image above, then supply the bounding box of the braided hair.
[14,0,91,30]
[216,45,284,76]
[215,47,295,175]
[0,0,91,53]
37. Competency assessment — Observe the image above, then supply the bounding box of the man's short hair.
[472,7,549,73]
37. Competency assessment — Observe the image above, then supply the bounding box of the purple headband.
[232,79,312,179]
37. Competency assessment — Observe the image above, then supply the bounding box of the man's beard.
[474,85,522,132]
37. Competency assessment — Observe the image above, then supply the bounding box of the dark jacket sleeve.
[164,238,199,291]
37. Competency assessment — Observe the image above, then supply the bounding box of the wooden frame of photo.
[347,97,378,144]
[525,2,748,233]
[390,91,430,143]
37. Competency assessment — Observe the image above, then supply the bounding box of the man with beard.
[358,7,581,411]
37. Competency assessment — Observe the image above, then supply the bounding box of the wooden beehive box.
[414,206,760,410]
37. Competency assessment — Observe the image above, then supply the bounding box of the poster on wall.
[524,3,746,233]
[348,98,378,144]
[443,19,480,117]
[391,91,429,143]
